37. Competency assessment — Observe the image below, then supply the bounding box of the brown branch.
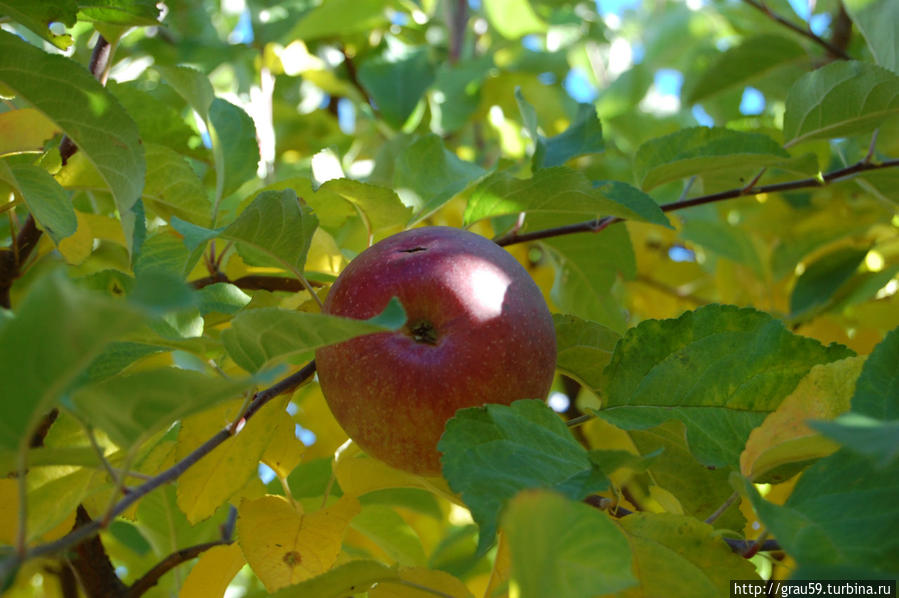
[0,361,317,582]
[67,506,128,598]
[191,273,323,293]
[741,0,851,60]
[124,540,229,598]
[448,0,468,64]
[496,157,899,247]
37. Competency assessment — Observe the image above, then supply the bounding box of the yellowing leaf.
[484,530,511,598]
[57,211,94,265]
[335,450,432,497]
[179,543,246,598]
[607,513,757,598]
[0,108,60,157]
[305,228,346,276]
[740,356,865,482]
[177,398,286,524]
[293,384,348,461]
[369,566,473,598]
[261,406,305,479]
[237,494,360,592]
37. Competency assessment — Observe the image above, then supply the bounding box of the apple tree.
[0,0,897,596]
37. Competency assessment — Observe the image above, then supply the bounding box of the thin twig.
[741,0,851,60]
[0,361,317,581]
[705,491,739,524]
[124,540,230,597]
[497,157,899,247]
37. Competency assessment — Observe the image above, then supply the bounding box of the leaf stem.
[704,491,739,524]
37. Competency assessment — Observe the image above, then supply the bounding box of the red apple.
[314,226,556,475]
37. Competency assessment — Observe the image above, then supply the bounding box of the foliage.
[1,0,898,596]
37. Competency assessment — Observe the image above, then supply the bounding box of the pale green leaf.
[209,98,259,200]
[0,30,145,254]
[613,513,757,598]
[4,164,76,245]
[222,189,318,275]
[268,560,397,598]
[358,36,435,129]
[687,34,807,103]
[553,313,620,394]
[350,505,427,567]
[290,0,389,40]
[143,143,210,225]
[502,490,635,598]
[0,0,77,49]
[680,219,764,276]
[783,61,899,147]
[71,368,260,449]
[439,400,610,554]
[222,297,406,372]
[465,167,670,228]
[483,0,546,39]
[599,305,854,467]
[313,178,412,238]
[844,0,899,75]
[634,127,789,190]
[0,274,144,452]
[154,65,215,120]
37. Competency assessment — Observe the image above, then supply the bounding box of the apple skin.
[314,226,556,475]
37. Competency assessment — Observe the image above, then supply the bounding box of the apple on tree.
[315,226,557,475]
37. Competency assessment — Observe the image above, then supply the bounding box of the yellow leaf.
[305,228,346,276]
[237,494,360,592]
[179,543,246,598]
[57,210,93,265]
[334,447,456,502]
[0,108,59,156]
[370,566,474,598]
[740,356,865,482]
[176,397,286,524]
[261,406,305,479]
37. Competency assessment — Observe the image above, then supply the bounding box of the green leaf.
[290,0,389,40]
[80,341,166,384]
[634,127,789,190]
[541,219,635,333]
[439,400,611,554]
[197,283,252,316]
[0,0,77,49]
[686,34,807,103]
[465,167,670,228]
[358,36,435,129]
[680,219,764,276]
[810,413,899,468]
[209,98,260,200]
[783,61,899,147]
[350,505,426,567]
[0,273,144,452]
[143,143,210,225]
[268,560,397,598]
[844,0,899,75]
[790,247,869,317]
[849,325,899,419]
[516,90,605,168]
[78,0,160,25]
[394,134,486,222]
[0,30,145,254]
[71,368,260,449]
[221,189,318,276]
[154,65,215,120]
[746,448,899,574]
[553,313,620,394]
[310,178,412,238]
[222,297,406,372]
[599,305,854,467]
[613,513,757,598]
[629,421,746,531]
[501,490,636,598]
[107,81,195,154]
[483,0,546,39]
[2,163,76,245]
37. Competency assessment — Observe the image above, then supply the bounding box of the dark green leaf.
[783,61,899,147]
[845,0,899,75]
[439,400,610,554]
[790,247,869,317]
[599,305,854,467]
[634,127,789,191]
[0,30,145,254]
[810,414,899,468]
[209,98,260,199]
[3,163,76,245]
[222,297,406,372]
[680,219,764,276]
[848,326,899,419]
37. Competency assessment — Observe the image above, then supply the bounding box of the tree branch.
[741,0,851,60]
[0,361,317,583]
[496,157,899,247]
[124,540,229,598]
